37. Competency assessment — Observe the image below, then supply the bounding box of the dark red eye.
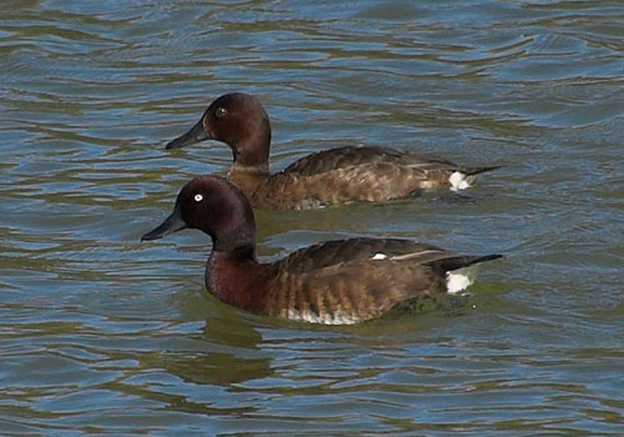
[215,107,227,118]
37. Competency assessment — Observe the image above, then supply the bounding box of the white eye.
[194,194,203,202]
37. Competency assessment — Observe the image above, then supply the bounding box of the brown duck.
[165,93,500,210]
[141,175,502,325]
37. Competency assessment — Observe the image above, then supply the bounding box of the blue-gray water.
[1,1,623,435]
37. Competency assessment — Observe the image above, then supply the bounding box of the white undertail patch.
[449,171,472,191]
[371,252,388,260]
[446,265,481,294]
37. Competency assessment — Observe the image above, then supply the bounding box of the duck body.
[166,93,499,210]
[209,237,500,324]
[232,145,498,210]
[141,176,502,325]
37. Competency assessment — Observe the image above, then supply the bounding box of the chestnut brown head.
[141,175,256,252]
[165,93,271,168]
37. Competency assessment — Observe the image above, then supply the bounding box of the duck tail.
[426,254,502,294]
[462,165,503,177]
[426,254,502,273]
[449,166,502,190]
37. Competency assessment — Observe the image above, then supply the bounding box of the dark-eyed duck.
[141,175,502,325]
[165,92,500,210]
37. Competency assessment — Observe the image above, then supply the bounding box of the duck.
[141,175,502,325]
[165,92,500,210]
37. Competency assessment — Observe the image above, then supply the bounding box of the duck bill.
[141,206,187,241]
[165,118,211,150]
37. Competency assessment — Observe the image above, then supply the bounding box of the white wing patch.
[372,249,443,261]
[446,265,481,294]
[449,171,472,191]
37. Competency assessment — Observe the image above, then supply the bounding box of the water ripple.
[2,0,624,435]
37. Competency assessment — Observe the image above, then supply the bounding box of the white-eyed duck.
[141,175,502,325]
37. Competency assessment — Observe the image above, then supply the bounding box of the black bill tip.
[141,207,187,241]
[165,118,211,150]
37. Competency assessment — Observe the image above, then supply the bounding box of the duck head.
[141,175,257,252]
[165,93,271,169]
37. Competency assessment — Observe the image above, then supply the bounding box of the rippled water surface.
[1,1,623,435]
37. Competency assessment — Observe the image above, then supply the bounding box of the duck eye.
[194,194,203,202]
[215,107,227,118]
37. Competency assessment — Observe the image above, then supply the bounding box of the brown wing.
[263,258,445,324]
[275,238,456,274]
[258,238,501,324]
[240,146,499,210]
[282,146,458,176]
[252,156,459,210]
[260,238,462,324]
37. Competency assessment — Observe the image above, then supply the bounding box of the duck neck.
[228,164,271,199]
[230,115,271,170]
[206,245,270,313]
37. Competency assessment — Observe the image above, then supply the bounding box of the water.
[1,0,623,435]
